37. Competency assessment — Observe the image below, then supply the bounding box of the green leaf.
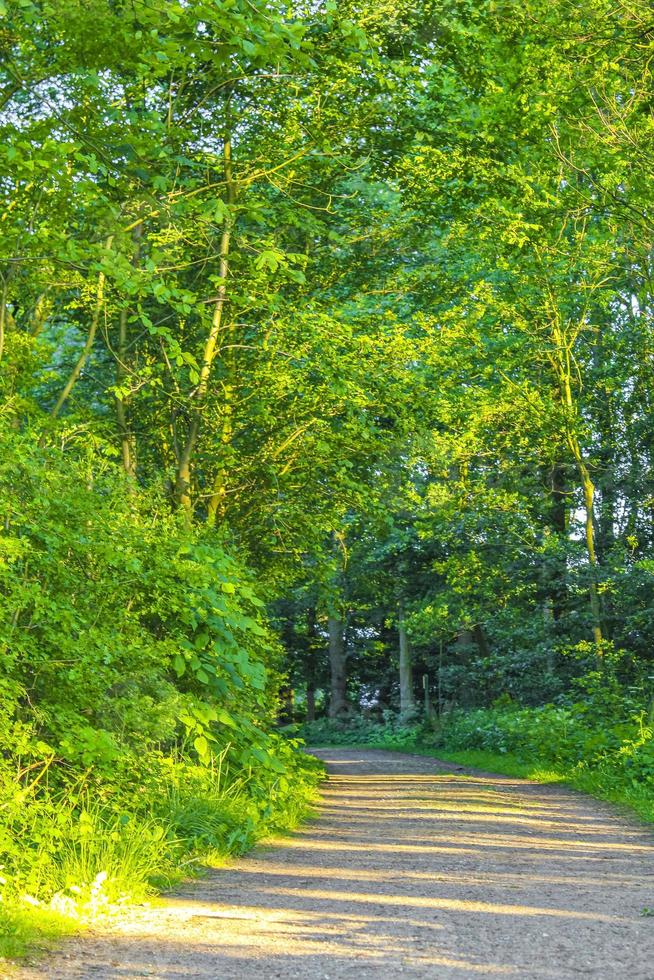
[216,709,237,728]
[254,249,284,273]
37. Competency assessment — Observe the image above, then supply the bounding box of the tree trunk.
[550,318,604,648]
[305,606,318,722]
[578,459,603,647]
[115,224,142,482]
[328,615,348,719]
[473,623,490,657]
[549,463,568,623]
[398,602,416,718]
[454,629,474,661]
[176,101,235,517]
[206,379,234,524]
[306,684,316,723]
[50,235,113,419]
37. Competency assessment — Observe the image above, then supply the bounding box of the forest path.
[15,748,654,980]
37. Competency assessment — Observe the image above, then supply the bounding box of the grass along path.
[13,748,654,979]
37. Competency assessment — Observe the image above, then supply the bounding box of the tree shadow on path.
[17,748,654,980]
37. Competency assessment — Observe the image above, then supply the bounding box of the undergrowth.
[0,443,325,965]
[0,738,323,964]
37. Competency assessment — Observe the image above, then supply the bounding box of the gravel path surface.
[13,748,654,979]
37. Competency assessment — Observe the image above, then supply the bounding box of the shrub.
[0,434,323,960]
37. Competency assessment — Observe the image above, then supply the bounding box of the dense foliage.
[3,0,654,959]
[276,1,654,730]
[0,431,323,955]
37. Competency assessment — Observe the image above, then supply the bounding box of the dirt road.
[15,748,654,979]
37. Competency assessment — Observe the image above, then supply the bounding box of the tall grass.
[0,741,323,964]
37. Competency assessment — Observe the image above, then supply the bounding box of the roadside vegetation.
[0,729,321,961]
[0,445,322,963]
[297,696,654,824]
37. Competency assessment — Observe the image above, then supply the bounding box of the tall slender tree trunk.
[544,462,569,668]
[50,235,113,419]
[578,458,603,647]
[473,623,490,657]
[454,629,474,660]
[116,224,142,482]
[176,100,235,517]
[550,315,603,648]
[206,377,234,524]
[306,683,316,723]
[398,600,416,718]
[328,614,348,719]
[564,420,603,648]
[549,463,568,623]
[305,606,318,723]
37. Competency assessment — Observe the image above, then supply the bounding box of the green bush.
[0,739,322,949]
[425,702,654,820]
[430,703,650,774]
[0,434,284,766]
[0,433,323,961]
[297,715,423,749]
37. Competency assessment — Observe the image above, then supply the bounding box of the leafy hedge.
[0,434,282,769]
[0,735,322,907]
[299,715,423,750]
